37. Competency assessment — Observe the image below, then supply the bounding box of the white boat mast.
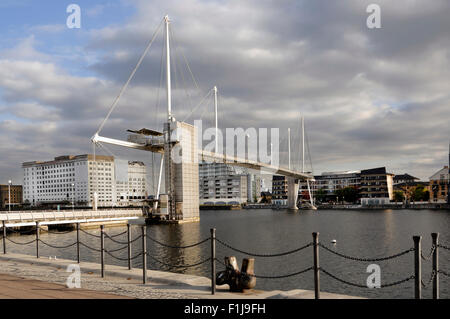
[214,85,218,153]
[302,116,305,173]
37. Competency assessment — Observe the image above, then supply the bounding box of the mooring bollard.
[211,228,216,295]
[2,221,6,254]
[312,232,320,299]
[101,225,105,278]
[413,235,422,299]
[142,226,147,284]
[432,233,439,300]
[127,224,132,270]
[35,222,40,259]
[76,223,80,263]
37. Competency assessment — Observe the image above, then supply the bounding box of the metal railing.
[0,220,447,299]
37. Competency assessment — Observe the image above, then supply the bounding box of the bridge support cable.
[95,18,164,136]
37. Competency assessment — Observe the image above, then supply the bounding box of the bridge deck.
[0,209,143,227]
[199,150,313,180]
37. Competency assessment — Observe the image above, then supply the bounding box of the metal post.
[413,236,422,299]
[35,222,40,259]
[432,233,439,299]
[101,225,105,278]
[2,221,6,254]
[211,228,216,295]
[76,223,80,263]
[312,232,320,299]
[8,180,11,212]
[142,226,147,284]
[127,224,132,270]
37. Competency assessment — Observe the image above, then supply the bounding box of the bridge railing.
[0,209,143,224]
[0,223,447,299]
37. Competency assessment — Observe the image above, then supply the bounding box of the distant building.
[260,191,272,204]
[0,184,22,209]
[22,154,147,207]
[311,171,361,196]
[429,166,449,203]
[360,167,394,205]
[393,173,419,185]
[199,162,248,204]
[115,160,148,206]
[272,175,287,205]
[247,174,262,203]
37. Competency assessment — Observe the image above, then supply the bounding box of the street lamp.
[71,183,75,211]
[8,180,12,212]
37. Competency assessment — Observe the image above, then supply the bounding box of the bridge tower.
[163,121,200,222]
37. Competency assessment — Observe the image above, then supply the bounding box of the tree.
[393,190,404,202]
[315,188,327,203]
[335,189,344,203]
[342,187,359,203]
[411,185,430,202]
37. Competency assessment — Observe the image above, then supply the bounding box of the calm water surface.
[6,209,450,299]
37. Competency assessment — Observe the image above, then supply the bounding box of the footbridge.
[0,209,143,227]
[91,15,314,223]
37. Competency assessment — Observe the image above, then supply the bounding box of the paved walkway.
[0,253,363,299]
[0,273,132,299]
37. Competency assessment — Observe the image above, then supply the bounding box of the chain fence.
[421,245,436,261]
[320,267,415,288]
[421,270,436,289]
[216,238,313,257]
[319,243,414,262]
[1,224,448,299]
[146,235,210,249]
[147,253,211,269]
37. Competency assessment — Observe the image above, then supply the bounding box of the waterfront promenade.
[0,253,361,299]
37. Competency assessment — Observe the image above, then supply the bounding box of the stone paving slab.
[0,273,132,299]
[0,253,363,299]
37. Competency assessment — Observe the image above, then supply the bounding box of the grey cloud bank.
[0,0,450,184]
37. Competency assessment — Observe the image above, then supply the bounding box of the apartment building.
[272,175,288,205]
[247,174,262,203]
[429,166,449,203]
[199,162,248,204]
[360,167,394,205]
[115,160,147,206]
[0,184,22,209]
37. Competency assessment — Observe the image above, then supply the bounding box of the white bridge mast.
[165,15,172,120]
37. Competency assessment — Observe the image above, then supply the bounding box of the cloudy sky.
[1,0,449,188]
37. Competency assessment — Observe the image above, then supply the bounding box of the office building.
[23,154,147,207]
[360,167,394,205]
